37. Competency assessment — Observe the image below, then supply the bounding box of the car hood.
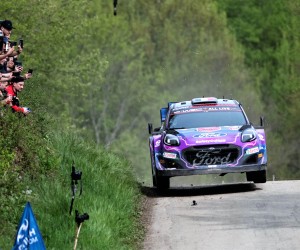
[170,126,243,146]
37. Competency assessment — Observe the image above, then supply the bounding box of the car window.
[168,110,247,129]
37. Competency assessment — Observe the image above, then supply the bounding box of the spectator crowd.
[0,19,32,115]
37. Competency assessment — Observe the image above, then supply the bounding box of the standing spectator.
[0,20,22,57]
[0,20,14,39]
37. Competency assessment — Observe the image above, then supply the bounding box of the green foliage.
[216,0,300,178]
[0,111,59,247]
[0,112,57,173]
[5,132,141,249]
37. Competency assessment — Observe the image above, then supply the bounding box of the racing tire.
[152,166,157,187]
[156,176,170,191]
[246,170,267,183]
[152,166,170,191]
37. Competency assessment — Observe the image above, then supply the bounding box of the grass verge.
[0,130,144,250]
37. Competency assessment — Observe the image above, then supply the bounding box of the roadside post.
[69,162,82,215]
[73,210,89,250]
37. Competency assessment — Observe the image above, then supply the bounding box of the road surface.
[142,180,300,250]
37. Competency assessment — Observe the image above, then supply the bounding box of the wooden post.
[74,223,82,250]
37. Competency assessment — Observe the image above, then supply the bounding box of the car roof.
[171,98,240,111]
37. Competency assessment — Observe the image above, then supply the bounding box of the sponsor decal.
[224,126,241,131]
[207,165,218,169]
[163,152,177,159]
[196,139,226,144]
[206,107,241,112]
[155,140,161,147]
[194,133,227,138]
[197,127,221,132]
[258,134,265,141]
[246,147,259,155]
[173,106,240,115]
[173,108,202,114]
[193,151,233,166]
[207,107,230,111]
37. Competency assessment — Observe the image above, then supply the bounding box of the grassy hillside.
[0,128,143,249]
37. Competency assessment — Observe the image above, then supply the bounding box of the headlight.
[164,134,180,146]
[241,128,257,142]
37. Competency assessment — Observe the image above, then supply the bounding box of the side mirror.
[148,123,153,134]
[260,116,265,127]
[253,116,265,129]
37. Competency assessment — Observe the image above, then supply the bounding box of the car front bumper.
[156,164,267,177]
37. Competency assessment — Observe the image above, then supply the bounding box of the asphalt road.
[142,180,300,250]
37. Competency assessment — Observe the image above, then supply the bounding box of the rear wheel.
[246,170,267,183]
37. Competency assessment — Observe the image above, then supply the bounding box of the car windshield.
[168,110,247,129]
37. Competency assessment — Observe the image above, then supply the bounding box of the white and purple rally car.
[148,97,267,190]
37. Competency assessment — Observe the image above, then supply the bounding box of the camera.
[71,166,82,181]
[75,210,89,225]
[14,61,22,67]
[1,89,8,99]
[28,69,33,74]
[13,72,21,77]
[19,39,23,49]
[12,96,20,106]
[4,41,9,52]
[10,41,17,46]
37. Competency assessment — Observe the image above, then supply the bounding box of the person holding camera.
[0,41,15,61]
[4,57,16,73]
[0,20,14,39]
[5,76,30,115]
[0,71,13,82]
[0,20,23,57]
[0,76,12,106]
[1,58,30,82]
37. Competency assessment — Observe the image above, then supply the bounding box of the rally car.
[148,97,267,190]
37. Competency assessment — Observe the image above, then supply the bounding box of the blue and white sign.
[12,202,46,250]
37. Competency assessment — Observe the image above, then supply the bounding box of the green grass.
[0,131,144,250]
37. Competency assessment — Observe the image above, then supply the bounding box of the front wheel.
[152,166,170,191]
[156,176,170,191]
[152,166,157,187]
[246,170,267,183]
